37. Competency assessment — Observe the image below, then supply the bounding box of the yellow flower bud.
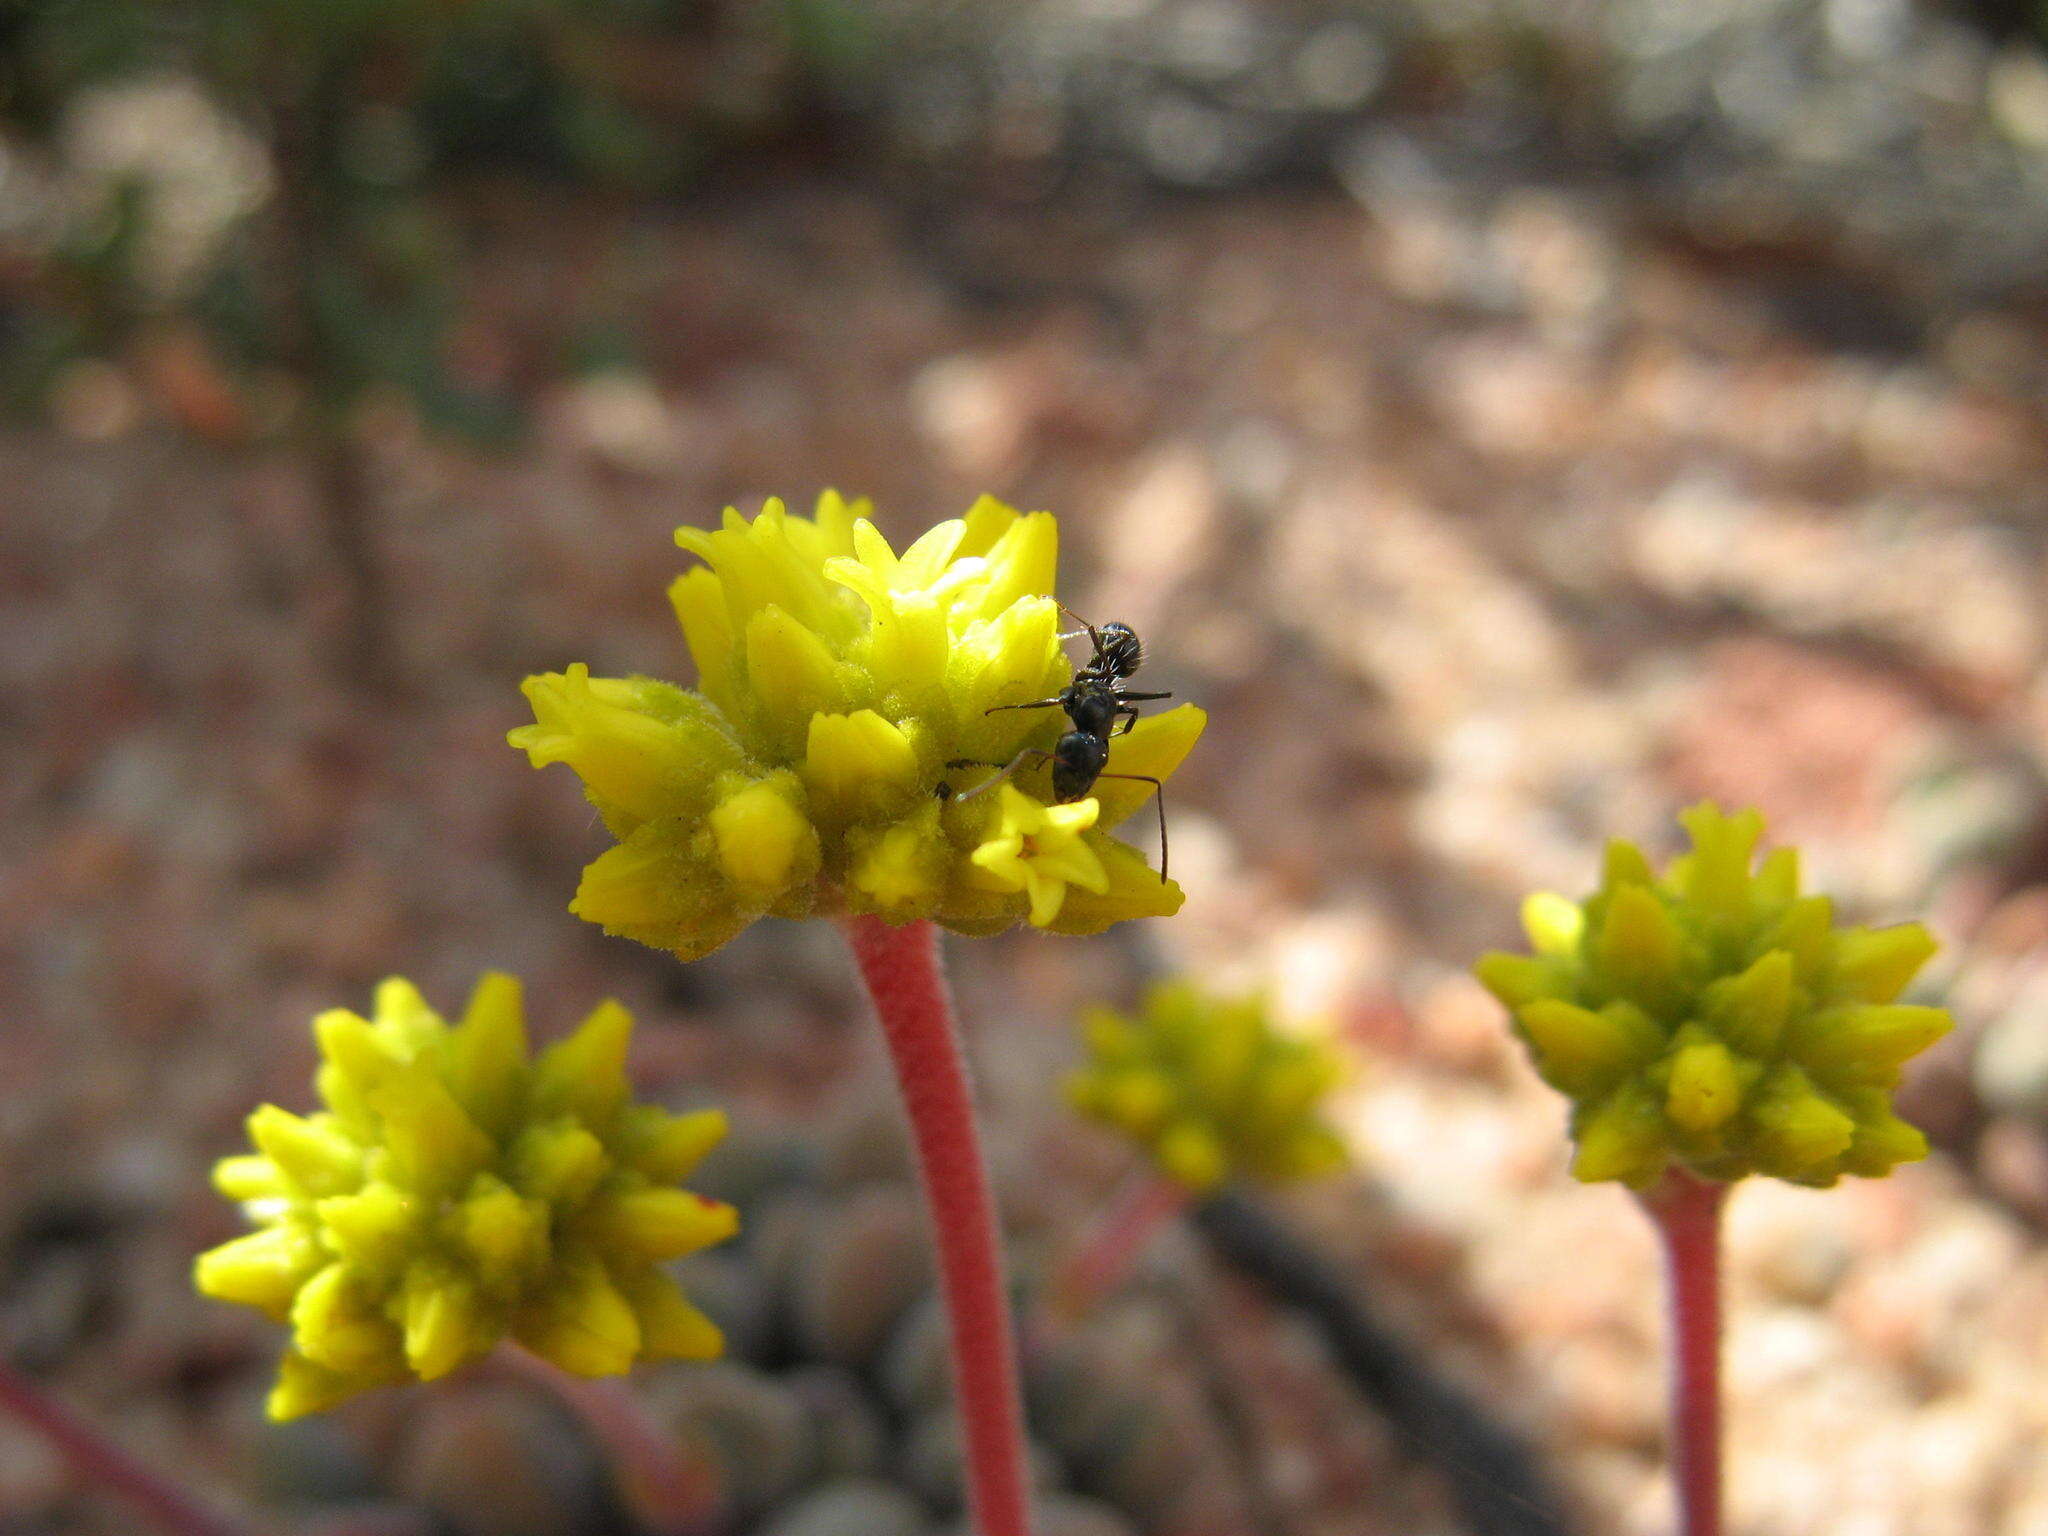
[1662,1032,1747,1135]
[510,666,742,835]
[709,776,818,892]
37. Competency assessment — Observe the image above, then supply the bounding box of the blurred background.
[6,0,2048,1532]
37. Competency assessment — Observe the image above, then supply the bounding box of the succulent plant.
[1477,804,1952,1187]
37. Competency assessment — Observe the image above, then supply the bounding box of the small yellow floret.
[195,975,738,1417]
[1476,803,1952,1188]
[849,810,947,911]
[804,710,922,822]
[1664,1035,1745,1134]
[969,785,1109,926]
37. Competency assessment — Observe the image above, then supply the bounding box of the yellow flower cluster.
[194,976,737,1419]
[1066,981,1350,1191]
[510,494,1205,960]
[1477,804,1952,1188]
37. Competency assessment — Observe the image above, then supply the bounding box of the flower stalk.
[839,915,1029,1536]
[1050,1170,1190,1324]
[1475,805,1953,1536]
[1639,1170,1728,1536]
[493,1345,719,1536]
[0,1357,250,1536]
[509,497,1209,1535]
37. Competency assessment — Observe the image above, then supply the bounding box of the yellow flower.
[1066,981,1350,1192]
[194,975,737,1419]
[510,493,1206,958]
[1476,803,1952,1188]
[969,784,1108,926]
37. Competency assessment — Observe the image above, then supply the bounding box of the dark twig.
[1192,1190,1573,1536]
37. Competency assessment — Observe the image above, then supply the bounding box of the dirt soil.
[7,173,2048,1535]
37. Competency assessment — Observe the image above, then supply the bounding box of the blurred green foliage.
[0,0,872,439]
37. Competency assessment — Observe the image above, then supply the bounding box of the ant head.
[1059,603,1143,679]
[1095,622,1143,678]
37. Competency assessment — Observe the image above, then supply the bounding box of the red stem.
[1050,1171,1190,1324]
[1638,1169,1729,1536]
[494,1347,719,1536]
[0,1356,252,1536]
[839,916,1030,1536]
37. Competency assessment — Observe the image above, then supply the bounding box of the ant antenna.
[1055,600,1099,644]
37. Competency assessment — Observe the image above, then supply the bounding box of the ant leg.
[1105,692,1171,733]
[984,698,1064,716]
[1093,772,1169,883]
[946,749,1051,804]
[1113,691,1173,734]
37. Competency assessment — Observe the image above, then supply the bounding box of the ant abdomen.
[1051,730,1109,803]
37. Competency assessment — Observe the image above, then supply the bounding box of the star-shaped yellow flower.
[969,784,1110,926]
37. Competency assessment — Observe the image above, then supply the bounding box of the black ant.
[947,604,1176,881]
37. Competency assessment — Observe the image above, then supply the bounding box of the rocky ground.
[7,83,2048,1536]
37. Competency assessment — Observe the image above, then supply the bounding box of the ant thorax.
[1062,686,1118,741]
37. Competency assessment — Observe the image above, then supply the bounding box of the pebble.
[656,1363,816,1518]
[786,1366,891,1482]
[1730,1182,1855,1306]
[790,1185,933,1367]
[757,1479,932,1536]
[1972,981,2048,1119]
[249,1412,383,1509]
[938,1494,1137,1536]
[390,1390,606,1536]
[880,1293,953,1415]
